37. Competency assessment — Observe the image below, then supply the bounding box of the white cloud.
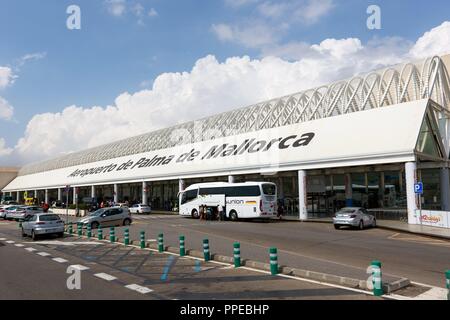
[211,23,280,48]
[3,21,450,165]
[105,0,127,17]
[0,67,15,89]
[148,8,158,17]
[409,21,450,59]
[225,0,259,8]
[0,96,14,121]
[294,0,335,25]
[0,138,13,157]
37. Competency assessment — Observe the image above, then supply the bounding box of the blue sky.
[0,0,450,165]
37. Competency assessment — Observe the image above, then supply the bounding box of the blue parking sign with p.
[414,182,423,194]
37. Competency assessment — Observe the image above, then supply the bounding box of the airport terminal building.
[2,55,450,227]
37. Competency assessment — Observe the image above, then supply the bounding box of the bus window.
[181,189,198,205]
[262,184,276,195]
[225,186,260,197]
[199,187,225,195]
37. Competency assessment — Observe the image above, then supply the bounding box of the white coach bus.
[178,181,277,221]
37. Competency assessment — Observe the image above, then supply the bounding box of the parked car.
[21,213,65,240]
[4,206,27,220]
[333,207,377,230]
[129,204,152,214]
[5,206,44,221]
[0,205,15,219]
[78,207,132,229]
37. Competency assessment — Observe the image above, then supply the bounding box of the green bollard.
[124,228,129,246]
[77,223,82,237]
[87,224,92,238]
[203,239,210,262]
[110,227,115,243]
[69,223,73,235]
[158,233,164,252]
[446,270,450,300]
[371,260,383,296]
[179,235,185,257]
[98,226,103,240]
[140,231,145,249]
[269,247,278,275]
[234,242,241,268]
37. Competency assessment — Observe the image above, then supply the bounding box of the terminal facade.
[3,55,450,225]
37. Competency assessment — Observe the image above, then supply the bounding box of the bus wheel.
[229,211,238,221]
[192,209,199,219]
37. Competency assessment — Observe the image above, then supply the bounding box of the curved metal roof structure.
[18,55,450,177]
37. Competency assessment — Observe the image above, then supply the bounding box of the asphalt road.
[0,220,377,300]
[115,214,450,288]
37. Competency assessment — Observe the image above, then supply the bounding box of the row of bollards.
[63,223,450,299]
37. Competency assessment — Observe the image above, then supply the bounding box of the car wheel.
[91,221,99,229]
[58,232,64,238]
[372,218,377,228]
[191,209,199,219]
[358,220,364,230]
[31,230,38,241]
[334,225,340,230]
[229,210,238,222]
[123,219,131,226]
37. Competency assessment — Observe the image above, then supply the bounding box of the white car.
[129,204,152,214]
[0,205,14,219]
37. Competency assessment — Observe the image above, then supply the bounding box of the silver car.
[4,206,27,220]
[7,206,44,221]
[78,207,132,229]
[22,213,65,240]
[333,207,377,230]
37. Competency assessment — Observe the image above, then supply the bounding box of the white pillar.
[91,185,96,199]
[113,184,119,203]
[405,162,418,224]
[16,191,20,202]
[44,190,49,204]
[345,173,353,207]
[34,190,37,199]
[228,175,235,183]
[73,187,77,205]
[440,167,450,211]
[378,172,385,207]
[179,179,185,193]
[57,188,62,201]
[142,181,148,205]
[298,170,307,220]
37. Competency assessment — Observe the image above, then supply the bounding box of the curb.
[65,232,411,294]
[376,225,450,241]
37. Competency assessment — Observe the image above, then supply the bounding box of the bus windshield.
[262,184,276,195]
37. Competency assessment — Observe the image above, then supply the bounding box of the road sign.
[414,182,423,194]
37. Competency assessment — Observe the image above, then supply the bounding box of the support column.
[34,190,37,199]
[298,170,307,221]
[73,187,77,205]
[91,185,96,199]
[57,188,62,201]
[179,179,185,193]
[142,181,148,205]
[228,175,235,183]
[405,162,418,224]
[16,191,20,202]
[440,167,450,211]
[113,184,119,203]
[345,173,353,207]
[378,172,385,208]
[278,176,284,199]
[44,189,49,204]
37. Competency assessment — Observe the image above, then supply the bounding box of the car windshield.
[89,209,106,216]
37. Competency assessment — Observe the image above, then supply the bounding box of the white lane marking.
[69,264,90,271]
[6,240,15,244]
[52,258,68,263]
[14,244,25,247]
[125,284,153,294]
[0,238,6,241]
[25,247,37,252]
[94,273,117,281]
[414,287,447,300]
[27,240,102,246]
[37,252,51,257]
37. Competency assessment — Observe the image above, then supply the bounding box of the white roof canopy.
[3,99,441,192]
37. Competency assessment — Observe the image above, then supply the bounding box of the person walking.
[277,201,284,220]
[199,205,205,220]
[218,204,225,221]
